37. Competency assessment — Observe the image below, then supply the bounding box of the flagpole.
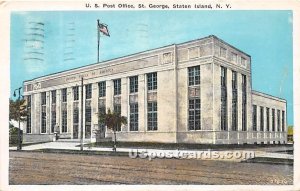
[97,19,100,63]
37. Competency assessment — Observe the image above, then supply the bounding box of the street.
[9,151,293,185]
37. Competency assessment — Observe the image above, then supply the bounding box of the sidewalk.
[9,141,294,162]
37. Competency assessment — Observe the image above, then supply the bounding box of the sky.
[10,10,293,125]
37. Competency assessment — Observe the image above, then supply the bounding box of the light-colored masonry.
[22,35,287,144]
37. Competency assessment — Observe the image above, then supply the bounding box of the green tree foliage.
[98,108,127,152]
[287,125,293,136]
[9,98,28,122]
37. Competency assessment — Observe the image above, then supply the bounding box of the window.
[232,71,237,90]
[26,95,31,134]
[266,108,270,131]
[130,103,139,131]
[272,109,275,131]
[98,81,106,97]
[73,103,79,139]
[188,99,201,130]
[73,86,79,101]
[147,72,157,91]
[232,71,238,131]
[85,105,91,123]
[51,111,56,133]
[231,52,237,63]
[130,76,138,93]
[242,74,247,131]
[98,104,106,130]
[114,79,121,95]
[41,92,46,105]
[41,105,46,133]
[62,110,67,133]
[73,106,79,124]
[282,111,285,132]
[85,103,91,138]
[51,90,56,104]
[241,57,247,66]
[277,110,281,131]
[62,88,67,102]
[220,47,226,58]
[260,106,264,131]
[148,102,157,130]
[41,92,46,133]
[114,104,121,131]
[85,84,92,99]
[221,66,227,131]
[252,105,257,131]
[188,66,200,86]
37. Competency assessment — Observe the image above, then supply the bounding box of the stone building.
[22,35,287,144]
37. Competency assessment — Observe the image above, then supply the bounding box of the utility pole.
[80,77,84,151]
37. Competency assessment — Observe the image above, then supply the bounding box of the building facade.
[22,35,287,144]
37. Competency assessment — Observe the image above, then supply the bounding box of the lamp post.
[13,87,22,151]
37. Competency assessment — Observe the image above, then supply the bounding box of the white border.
[0,0,299,191]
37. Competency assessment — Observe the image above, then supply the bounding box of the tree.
[9,98,28,122]
[98,108,127,152]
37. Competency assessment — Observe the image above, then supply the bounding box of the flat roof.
[252,90,286,103]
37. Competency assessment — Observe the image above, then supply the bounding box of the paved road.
[9,151,293,185]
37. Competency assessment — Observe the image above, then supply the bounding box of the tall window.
[62,88,67,102]
[61,88,67,133]
[266,108,270,131]
[260,106,264,131]
[282,111,285,132]
[114,104,121,131]
[98,81,106,97]
[41,92,46,105]
[85,102,91,138]
[272,109,275,131]
[114,79,121,95]
[147,72,157,90]
[130,103,139,131]
[188,66,200,86]
[85,84,92,99]
[232,71,238,131]
[252,105,257,131]
[277,110,281,131]
[242,74,247,131]
[130,76,138,93]
[73,104,79,139]
[220,66,227,131]
[148,102,157,130]
[51,90,56,104]
[51,90,56,133]
[188,99,201,130]
[62,110,67,133]
[41,92,46,133]
[51,110,56,133]
[26,95,31,133]
[98,103,106,131]
[73,86,79,101]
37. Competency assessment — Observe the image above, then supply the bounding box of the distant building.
[22,35,287,144]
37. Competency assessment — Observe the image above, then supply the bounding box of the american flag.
[98,23,110,37]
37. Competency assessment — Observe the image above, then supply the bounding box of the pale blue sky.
[10,10,293,125]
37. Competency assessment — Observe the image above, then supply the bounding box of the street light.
[13,87,22,150]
